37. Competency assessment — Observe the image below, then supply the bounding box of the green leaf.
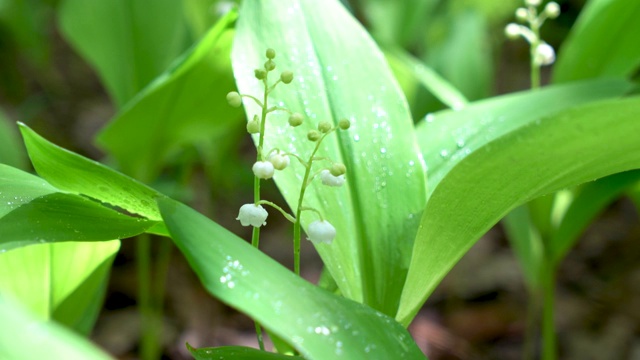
[0,110,27,169]
[0,295,113,360]
[425,10,492,101]
[20,123,164,221]
[232,0,427,317]
[0,241,119,334]
[188,344,301,360]
[358,0,438,47]
[158,198,426,360]
[58,0,188,107]
[549,170,640,264]
[97,11,241,181]
[398,96,640,325]
[553,0,640,83]
[502,206,544,289]
[415,78,632,195]
[385,49,468,110]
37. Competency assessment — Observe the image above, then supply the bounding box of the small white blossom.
[504,23,522,39]
[534,42,556,66]
[252,161,274,179]
[320,169,345,187]
[544,2,560,18]
[525,0,541,7]
[236,204,268,227]
[268,151,290,171]
[307,220,336,244]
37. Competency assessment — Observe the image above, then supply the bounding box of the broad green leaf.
[386,49,468,110]
[554,0,640,83]
[0,109,27,169]
[398,96,640,325]
[188,345,301,360]
[158,198,426,360]
[0,0,52,67]
[97,11,241,181]
[549,170,640,264]
[0,165,153,251]
[232,0,427,316]
[0,295,113,360]
[0,240,119,334]
[415,78,632,195]
[58,0,188,107]
[20,123,164,221]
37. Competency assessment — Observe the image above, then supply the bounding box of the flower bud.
[265,60,276,71]
[320,169,345,187]
[266,48,276,59]
[226,91,242,107]
[247,120,260,134]
[525,0,541,7]
[307,130,321,142]
[255,69,267,80]
[338,119,351,130]
[289,113,304,127]
[515,7,528,21]
[252,161,275,179]
[268,151,290,171]
[533,42,556,66]
[330,163,346,176]
[307,220,336,244]
[318,121,332,133]
[544,2,560,18]
[504,23,521,39]
[280,71,294,84]
[236,204,268,227]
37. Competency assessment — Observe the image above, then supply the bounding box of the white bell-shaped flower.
[307,220,336,244]
[236,204,268,227]
[320,169,345,187]
[268,151,290,171]
[252,161,275,179]
[534,42,555,66]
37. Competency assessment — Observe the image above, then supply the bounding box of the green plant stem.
[292,133,330,275]
[530,12,541,89]
[523,287,540,360]
[541,262,557,360]
[137,233,161,360]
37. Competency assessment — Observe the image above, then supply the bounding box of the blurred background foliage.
[2,0,639,359]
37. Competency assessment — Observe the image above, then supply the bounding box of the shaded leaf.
[188,344,300,360]
[398,96,640,324]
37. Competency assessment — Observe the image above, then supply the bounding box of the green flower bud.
[288,113,304,127]
[255,69,267,80]
[280,71,294,84]
[330,163,347,176]
[338,119,351,130]
[226,91,242,108]
[318,121,332,133]
[265,60,276,71]
[266,48,276,59]
[307,130,321,142]
[247,120,260,134]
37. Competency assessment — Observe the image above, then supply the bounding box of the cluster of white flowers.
[505,1,560,66]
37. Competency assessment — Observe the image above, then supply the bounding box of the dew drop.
[425,113,435,123]
[440,149,449,158]
[456,139,465,148]
[353,134,360,142]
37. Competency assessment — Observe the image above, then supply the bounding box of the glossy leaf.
[398,96,640,325]
[0,241,119,334]
[97,11,241,181]
[0,165,154,251]
[20,123,164,221]
[415,78,632,195]
[0,295,113,360]
[188,345,301,360]
[554,0,640,83]
[159,198,426,360]
[58,0,188,107]
[233,0,427,317]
